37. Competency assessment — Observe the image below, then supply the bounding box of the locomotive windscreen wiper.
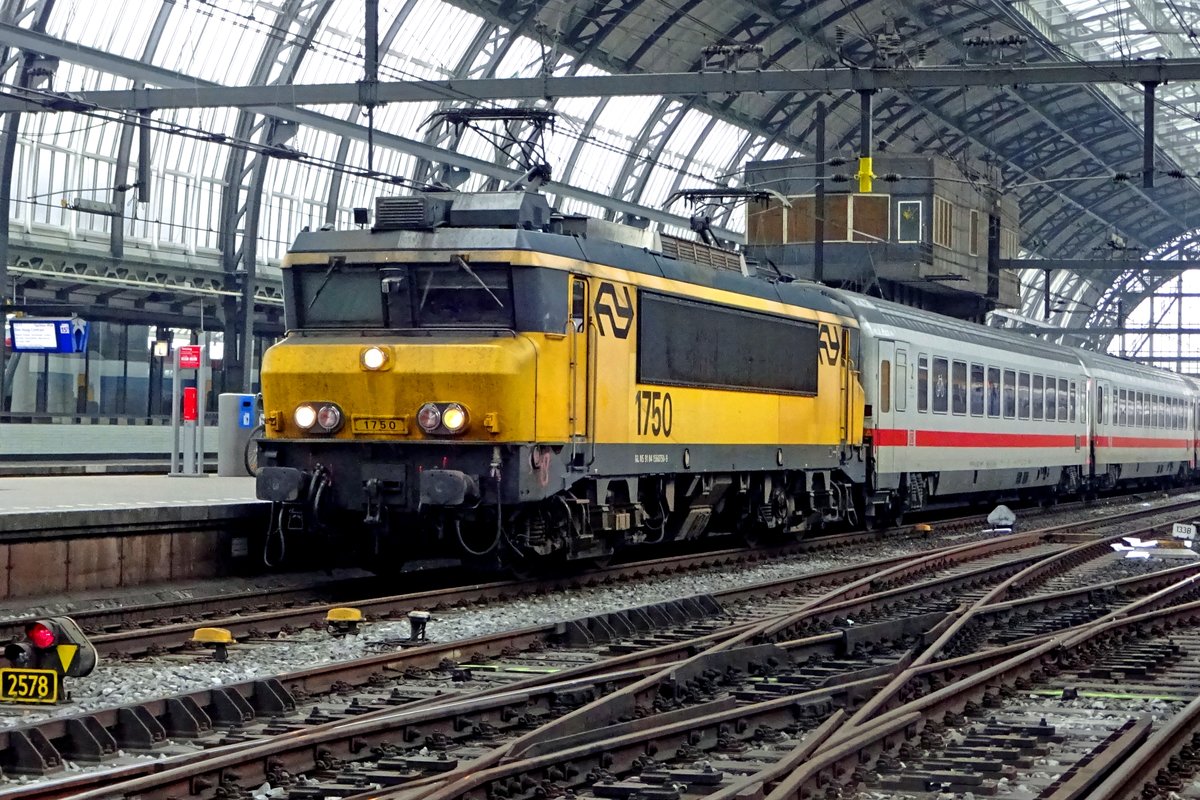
[451,254,504,308]
[306,257,344,310]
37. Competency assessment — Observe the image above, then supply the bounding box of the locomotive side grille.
[660,234,747,275]
[374,196,451,230]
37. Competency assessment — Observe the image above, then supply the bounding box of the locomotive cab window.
[292,260,514,329]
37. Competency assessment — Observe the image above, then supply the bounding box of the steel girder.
[218,0,333,391]
[107,1,174,263]
[325,0,422,223]
[0,25,739,238]
[0,0,53,410]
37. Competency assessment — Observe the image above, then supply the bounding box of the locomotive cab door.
[569,277,591,464]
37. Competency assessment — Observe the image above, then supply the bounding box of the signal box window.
[952,361,967,415]
[1003,369,1016,419]
[898,200,922,243]
[932,357,949,413]
[917,355,929,412]
[1018,372,1031,419]
[987,367,1000,418]
[933,196,953,248]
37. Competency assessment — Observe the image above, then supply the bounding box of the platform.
[0,474,269,600]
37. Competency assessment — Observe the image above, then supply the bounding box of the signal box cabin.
[743,154,1021,320]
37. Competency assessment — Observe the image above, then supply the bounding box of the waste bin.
[218,393,257,477]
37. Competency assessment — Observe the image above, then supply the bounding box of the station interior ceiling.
[4,0,1200,389]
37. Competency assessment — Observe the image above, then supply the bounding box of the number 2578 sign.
[0,668,58,704]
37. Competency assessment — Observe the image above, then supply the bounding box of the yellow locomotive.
[255,190,866,570]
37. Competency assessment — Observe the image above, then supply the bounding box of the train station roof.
[5,0,1200,342]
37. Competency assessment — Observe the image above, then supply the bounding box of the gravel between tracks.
[0,534,959,730]
[1,492,1192,732]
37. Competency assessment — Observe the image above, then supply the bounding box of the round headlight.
[441,403,468,433]
[294,404,317,430]
[416,403,441,432]
[316,404,342,431]
[361,346,387,370]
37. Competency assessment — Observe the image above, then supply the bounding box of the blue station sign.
[8,318,89,353]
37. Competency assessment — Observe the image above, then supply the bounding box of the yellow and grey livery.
[255,191,866,569]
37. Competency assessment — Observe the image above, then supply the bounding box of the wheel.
[244,423,265,476]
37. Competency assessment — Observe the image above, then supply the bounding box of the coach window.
[933,357,948,413]
[880,360,891,414]
[1058,379,1069,422]
[970,363,984,416]
[1032,375,1044,420]
[1018,372,1031,419]
[917,355,929,412]
[1137,392,1145,426]
[952,360,967,415]
[1118,389,1126,426]
[1069,381,1077,422]
[987,367,1001,417]
[1046,376,1057,421]
[895,353,908,412]
[1004,369,1016,418]
[1097,386,1105,425]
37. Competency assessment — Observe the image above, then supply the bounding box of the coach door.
[876,339,899,474]
[569,277,591,463]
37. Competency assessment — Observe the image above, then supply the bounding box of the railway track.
[2,525,971,658]
[5,497,1198,799]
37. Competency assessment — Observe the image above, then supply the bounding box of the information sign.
[8,318,88,353]
[179,345,202,369]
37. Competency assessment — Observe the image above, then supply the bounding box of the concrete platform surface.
[0,474,261,516]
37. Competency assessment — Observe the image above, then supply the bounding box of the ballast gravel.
[1,491,1194,732]
[0,533,967,730]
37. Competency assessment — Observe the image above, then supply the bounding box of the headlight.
[441,403,468,433]
[294,404,317,430]
[361,346,388,370]
[316,404,342,431]
[417,403,441,432]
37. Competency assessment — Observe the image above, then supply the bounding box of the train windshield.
[292,260,514,329]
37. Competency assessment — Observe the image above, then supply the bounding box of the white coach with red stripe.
[822,289,1198,512]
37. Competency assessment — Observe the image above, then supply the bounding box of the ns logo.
[817,323,844,366]
[593,282,634,339]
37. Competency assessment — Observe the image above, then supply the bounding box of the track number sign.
[0,668,58,704]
